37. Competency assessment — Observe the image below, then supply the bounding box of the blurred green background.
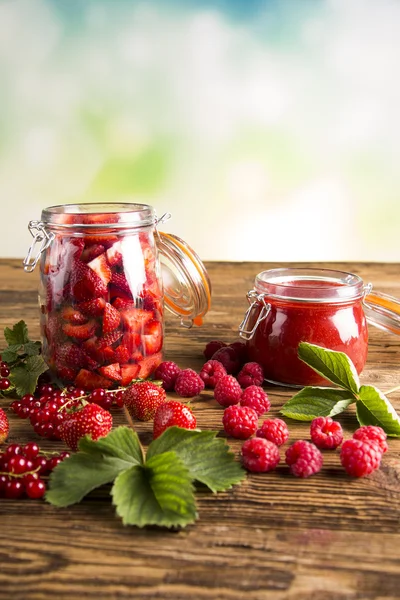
[1,0,400,261]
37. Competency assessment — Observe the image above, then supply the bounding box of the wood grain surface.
[0,259,400,600]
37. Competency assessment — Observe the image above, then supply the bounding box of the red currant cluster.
[0,442,69,499]
[0,358,11,391]
[11,384,124,440]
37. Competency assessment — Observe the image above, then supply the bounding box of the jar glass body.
[243,269,369,387]
[38,204,164,388]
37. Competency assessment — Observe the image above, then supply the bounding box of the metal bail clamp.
[23,221,55,273]
[239,290,271,340]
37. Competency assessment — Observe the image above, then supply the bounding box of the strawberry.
[114,344,130,364]
[62,319,97,341]
[102,346,116,364]
[120,363,141,386]
[121,308,154,333]
[81,244,105,263]
[59,403,113,451]
[74,369,114,391]
[60,305,88,324]
[71,260,108,301]
[55,363,78,382]
[103,302,121,333]
[98,363,122,382]
[97,330,123,349]
[0,408,9,444]
[106,241,123,267]
[111,272,132,295]
[122,332,141,355]
[83,334,122,363]
[153,400,197,439]
[142,319,163,355]
[123,381,166,421]
[137,351,163,379]
[88,253,112,286]
[76,297,106,317]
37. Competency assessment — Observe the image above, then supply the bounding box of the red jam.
[243,269,369,387]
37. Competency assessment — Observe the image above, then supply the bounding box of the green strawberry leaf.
[356,385,400,437]
[147,427,245,492]
[281,387,355,421]
[9,355,48,396]
[4,320,29,346]
[112,452,197,528]
[46,428,144,507]
[298,342,360,394]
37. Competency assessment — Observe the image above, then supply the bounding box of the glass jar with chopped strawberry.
[24,204,211,390]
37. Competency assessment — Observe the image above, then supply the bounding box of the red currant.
[23,442,40,460]
[4,479,24,499]
[0,366,10,377]
[26,478,46,499]
[0,379,11,390]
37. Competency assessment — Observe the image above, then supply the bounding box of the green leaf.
[298,342,360,394]
[111,452,197,528]
[46,428,144,507]
[2,341,41,364]
[1,346,20,364]
[356,385,400,437]
[4,320,29,346]
[9,355,48,396]
[147,427,245,492]
[78,426,144,465]
[281,387,355,421]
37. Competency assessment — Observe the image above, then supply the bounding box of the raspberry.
[222,405,258,439]
[353,425,388,454]
[228,341,248,365]
[154,361,181,392]
[214,375,242,407]
[285,440,323,478]
[310,416,343,450]
[340,438,382,477]
[256,418,289,446]
[174,368,205,398]
[240,385,270,416]
[241,437,280,473]
[203,340,226,360]
[199,360,227,389]
[237,362,264,388]
[211,346,241,374]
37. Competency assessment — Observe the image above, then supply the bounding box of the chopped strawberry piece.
[60,306,88,325]
[111,272,131,295]
[82,213,119,225]
[112,297,136,311]
[44,314,63,343]
[120,363,141,387]
[55,363,78,382]
[121,308,154,333]
[76,297,106,316]
[84,234,119,247]
[142,320,163,355]
[122,332,141,354]
[62,319,97,341]
[114,345,130,364]
[109,286,133,302]
[56,342,98,370]
[97,330,123,349]
[87,253,112,286]
[137,352,163,379]
[103,302,121,333]
[102,346,116,364]
[71,261,108,301]
[106,242,123,267]
[98,363,122,382]
[74,369,114,391]
[81,244,105,263]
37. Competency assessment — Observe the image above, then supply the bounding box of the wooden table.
[0,259,400,600]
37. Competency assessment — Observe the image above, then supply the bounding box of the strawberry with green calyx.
[123,380,166,421]
[153,400,197,439]
[59,402,113,451]
[0,408,9,444]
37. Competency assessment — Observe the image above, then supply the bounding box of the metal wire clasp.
[239,290,271,340]
[23,221,55,273]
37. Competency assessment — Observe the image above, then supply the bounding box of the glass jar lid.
[156,232,211,327]
[41,202,157,229]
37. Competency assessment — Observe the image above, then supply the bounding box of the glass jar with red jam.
[239,267,400,387]
[23,203,211,390]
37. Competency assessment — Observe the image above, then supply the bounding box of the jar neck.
[41,203,157,231]
[254,268,365,304]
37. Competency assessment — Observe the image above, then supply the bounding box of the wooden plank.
[0,259,400,599]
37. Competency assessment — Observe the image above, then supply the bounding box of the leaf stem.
[385,385,400,396]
